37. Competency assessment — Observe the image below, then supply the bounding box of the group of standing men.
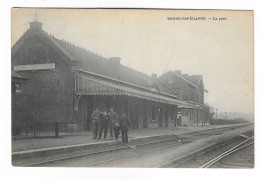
[91,107,130,144]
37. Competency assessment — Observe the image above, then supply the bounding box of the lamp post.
[55,77,60,138]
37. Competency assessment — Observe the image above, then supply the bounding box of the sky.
[11,8,254,114]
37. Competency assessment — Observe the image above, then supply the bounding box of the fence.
[12,121,76,138]
[209,118,249,125]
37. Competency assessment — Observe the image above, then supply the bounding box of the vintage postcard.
[11,8,254,168]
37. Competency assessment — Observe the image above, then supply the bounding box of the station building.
[11,20,205,133]
[159,70,210,126]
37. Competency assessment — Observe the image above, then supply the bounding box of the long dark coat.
[120,116,130,131]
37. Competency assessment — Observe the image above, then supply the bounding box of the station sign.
[14,63,55,71]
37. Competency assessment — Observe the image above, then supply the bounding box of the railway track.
[200,136,254,168]
[17,124,252,167]
[23,136,181,167]
[164,130,254,168]
[84,140,182,167]
[84,130,254,167]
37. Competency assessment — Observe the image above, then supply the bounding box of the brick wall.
[160,72,190,101]
[14,68,74,123]
[160,72,205,104]
[12,30,75,129]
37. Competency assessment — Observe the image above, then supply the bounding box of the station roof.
[12,21,206,108]
[41,25,178,98]
[75,69,200,109]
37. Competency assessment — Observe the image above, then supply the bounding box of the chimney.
[29,21,42,31]
[152,73,157,79]
[109,57,121,65]
[174,70,181,74]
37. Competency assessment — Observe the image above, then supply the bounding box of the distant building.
[11,20,200,133]
[159,70,210,126]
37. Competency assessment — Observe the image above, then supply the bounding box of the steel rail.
[86,134,252,167]
[83,128,250,167]
[202,142,254,168]
[20,126,249,167]
[161,134,247,168]
[84,142,181,167]
[200,136,254,168]
[23,136,180,167]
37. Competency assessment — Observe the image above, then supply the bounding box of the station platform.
[12,124,245,153]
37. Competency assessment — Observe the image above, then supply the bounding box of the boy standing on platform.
[120,112,130,144]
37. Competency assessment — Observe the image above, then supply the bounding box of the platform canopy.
[74,69,200,109]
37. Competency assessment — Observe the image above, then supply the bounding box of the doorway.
[78,95,93,131]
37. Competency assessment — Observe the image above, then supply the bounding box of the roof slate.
[52,37,153,88]
[53,34,180,97]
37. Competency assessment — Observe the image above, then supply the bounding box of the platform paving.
[12,124,246,153]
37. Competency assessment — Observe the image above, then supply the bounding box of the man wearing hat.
[107,107,118,139]
[91,108,100,139]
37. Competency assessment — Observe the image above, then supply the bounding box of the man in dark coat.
[91,108,100,139]
[107,107,118,139]
[98,111,109,139]
[119,112,130,144]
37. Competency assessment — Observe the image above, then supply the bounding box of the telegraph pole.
[216,108,218,120]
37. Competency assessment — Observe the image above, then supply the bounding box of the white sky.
[11,8,254,114]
